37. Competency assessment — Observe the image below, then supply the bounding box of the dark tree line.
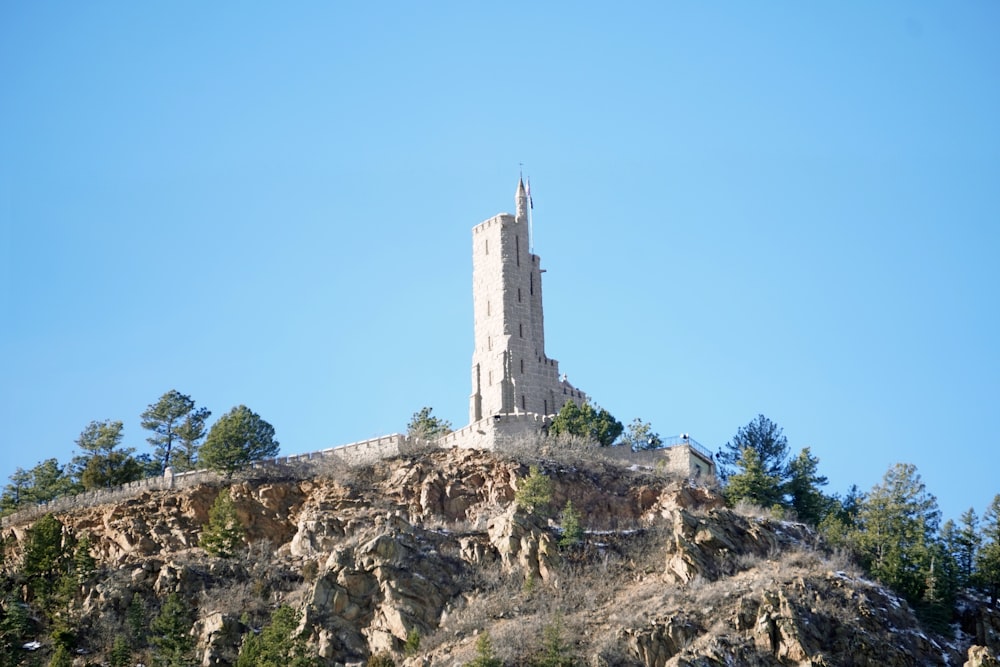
[719,413,1000,630]
[1,391,278,516]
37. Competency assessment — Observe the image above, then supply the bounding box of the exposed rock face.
[660,504,812,584]
[303,514,465,659]
[2,447,997,667]
[194,612,246,667]
[487,505,559,584]
[967,645,1000,667]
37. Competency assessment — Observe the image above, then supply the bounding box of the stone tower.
[469,179,587,422]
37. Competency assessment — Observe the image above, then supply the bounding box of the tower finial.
[515,176,528,221]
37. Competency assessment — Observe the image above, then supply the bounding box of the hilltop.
[1,440,998,666]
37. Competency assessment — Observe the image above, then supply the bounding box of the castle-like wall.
[1,427,714,529]
[438,413,551,451]
[0,434,424,528]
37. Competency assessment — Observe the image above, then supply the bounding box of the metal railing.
[661,434,714,460]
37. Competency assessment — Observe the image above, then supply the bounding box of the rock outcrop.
[1,447,997,667]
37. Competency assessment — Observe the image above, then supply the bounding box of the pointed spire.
[515,177,528,222]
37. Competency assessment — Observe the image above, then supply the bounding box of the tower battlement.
[469,179,587,423]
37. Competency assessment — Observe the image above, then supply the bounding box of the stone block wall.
[0,434,423,528]
[469,191,587,423]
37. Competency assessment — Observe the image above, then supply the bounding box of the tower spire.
[515,176,528,222]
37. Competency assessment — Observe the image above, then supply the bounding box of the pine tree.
[109,635,133,667]
[852,463,941,603]
[534,617,575,667]
[47,643,73,667]
[549,401,623,447]
[73,535,96,585]
[0,468,32,513]
[236,605,315,667]
[141,390,210,473]
[406,407,453,441]
[200,405,279,477]
[717,414,789,482]
[559,500,583,548]
[976,494,1000,603]
[200,489,245,558]
[150,593,195,667]
[723,447,783,509]
[172,406,211,472]
[514,466,553,516]
[621,418,662,451]
[467,632,502,667]
[0,595,31,667]
[73,420,143,490]
[785,447,830,525]
[22,514,70,608]
[126,591,148,648]
[942,509,981,588]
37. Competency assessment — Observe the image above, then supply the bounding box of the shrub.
[200,489,245,558]
[533,617,576,667]
[467,632,502,667]
[404,628,421,656]
[515,466,553,516]
[301,559,319,582]
[558,500,583,548]
[367,651,396,667]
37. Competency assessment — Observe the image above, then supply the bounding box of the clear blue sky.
[2,3,997,523]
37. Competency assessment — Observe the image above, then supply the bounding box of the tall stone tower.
[469,179,587,422]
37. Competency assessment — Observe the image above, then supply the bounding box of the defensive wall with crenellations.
[1,427,715,528]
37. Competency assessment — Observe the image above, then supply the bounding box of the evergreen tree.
[0,468,32,513]
[235,605,315,667]
[200,489,245,558]
[126,591,148,648]
[2,459,78,511]
[150,592,195,667]
[173,406,212,472]
[72,535,96,585]
[558,500,583,548]
[717,414,789,482]
[22,514,69,608]
[942,508,981,588]
[852,463,941,603]
[514,466,554,516]
[976,494,1000,603]
[0,595,31,667]
[73,420,143,490]
[549,401,623,447]
[621,418,663,451]
[784,447,830,525]
[109,635,133,667]
[404,628,421,657]
[723,447,783,509]
[406,407,453,441]
[466,632,502,667]
[200,405,279,476]
[141,390,209,473]
[47,643,73,667]
[534,617,575,667]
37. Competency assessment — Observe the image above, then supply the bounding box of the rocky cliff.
[2,444,998,666]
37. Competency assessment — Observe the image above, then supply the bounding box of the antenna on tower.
[526,177,534,253]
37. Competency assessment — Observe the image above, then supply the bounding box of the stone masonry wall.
[2,428,714,529]
[0,434,423,528]
[469,181,587,422]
